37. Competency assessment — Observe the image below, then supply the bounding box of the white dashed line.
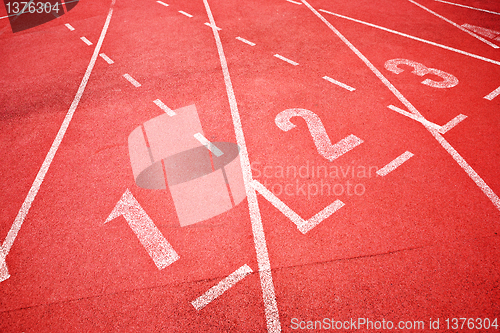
[204,22,221,30]
[178,10,193,17]
[99,53,114,64]
[434,0,500,16]
[80,37,92,45]
[194,133,224,157]
[156,0,169,6]
[377,151,414,176]
[123,74,141,87]
[286,0,302,4]
[153,99,176,116]
[65,23,75,31]
[191,265,253,311]
[235,36,256,46]
[322,76,355,91]
[484,86,500,101]
[274,54,299,66]
[439,114,467,134]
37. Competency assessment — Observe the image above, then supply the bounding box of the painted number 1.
[385,58,459,88]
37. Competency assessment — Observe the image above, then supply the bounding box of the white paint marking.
[274,54,299,66]
[156,0,169,7]
[377,152,414,176]
[286,0,302,4]
[105,189,179,270]
[153,99,176,116]
[123,74,141,87]
[408,0,499,48]
[236,36,256,46]
[461,24,500,40]
[80,36,93,46]
[65,23,75,31]
[388,105,442,130]
[439,114,467,134]
[0,0,117,283]
[307,1,500,211]
[191,264,253,310]
[484,86,500,101]
[204,22,221,30]
[322,76,355,91]
[252,180,345,234]
[178,10,193,18]
[194,133,224,157]
[203,0,281,331]
[318,9,500,67]
[99,53,114,64]
[434,0,500,16]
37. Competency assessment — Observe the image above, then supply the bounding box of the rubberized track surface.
[1,0,499,331]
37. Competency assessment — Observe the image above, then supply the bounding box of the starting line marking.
[156,0,168,6]
[439,114,467,134]
[388,105,466,134]
[377,151,414,177]
[80,36,92,45]
[99,53,114,64]
[322,76,355,91]
[251,179,345,234]
[179,10,193,18]
[191,264,253,311]
[484,86,500,101]
[274,54,299,66]
[236,36,256,46]
[153,99,176,116]
[194,133,224,157]
[434,0,500,16]
[65,23,75,31]
[204,22,221,30]
[123,74,141,87]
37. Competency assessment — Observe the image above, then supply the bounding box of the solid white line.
[153,99,176,116]
[236,36,256,46]
[191,264,253,310]
[0,0,117,283]
[434,0,500,16]
[461,24,500,40]
[156,0,169,7]
[322,76,355,91]
[388,105,442,130]
[484,86,500,101]
[318,9,500,67]
[65,23,75,31]
[123,74,141,87]
[307,1,500,211]
[286,0,302,4]
[80,37,93,46]
[274,54,299,66]
[439,114,467,134]
[252,180,345,234]
[377,151,414,176]
[194,133,224,157]
[99,53,114,64]
[408,0,499,48]
[204,22,221,30]
[178,10,193,18]
[202,0,282,331]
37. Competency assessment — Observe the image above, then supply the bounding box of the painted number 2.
[385,58,459,88]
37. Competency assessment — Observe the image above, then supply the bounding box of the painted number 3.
[385,58,459,88]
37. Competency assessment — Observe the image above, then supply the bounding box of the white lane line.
[408,0,499,48]
[178,10,193,17]
[274,54,299,66]
[191,265,253,310]
[484,86,500,101]
[123,74,141,87]
[236,36,256,46]
[65,23,75,31]
[461,24,500,40]
[286,0,302,4]
[322,76,355,91]
[388,105,442,130]
[318,9,500,67]
[202,0,282,331]
[434,0,500,16]
[156,0,169,6]
[80,36,93,46]
[153,99,176,116]
[194,133,224,157]
[0,0,117,283]
[252,180,345,234]
[99,53,114,64]
[439,114,467,134]
[307,1,500,211]
[204,22,221,30]
[377,151,414,177]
